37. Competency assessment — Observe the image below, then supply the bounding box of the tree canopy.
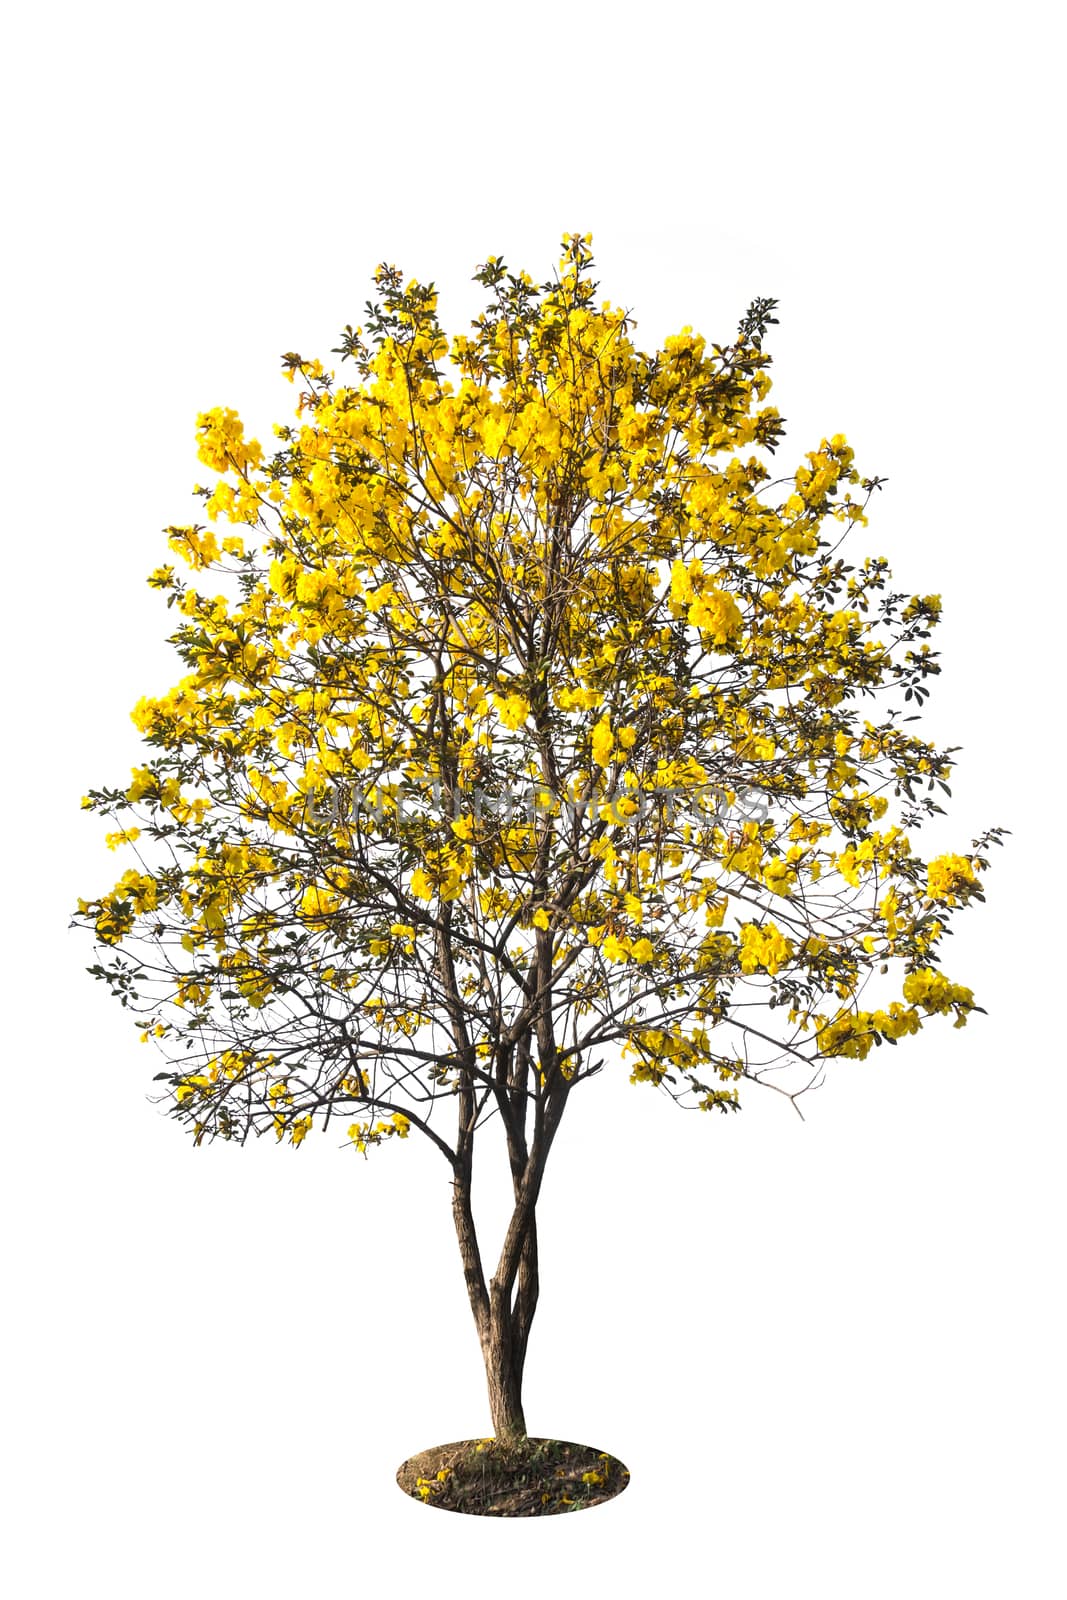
[75,232,1004,1161]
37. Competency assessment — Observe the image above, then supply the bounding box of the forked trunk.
[450,1040,556,1445]
[482,1309,527,1442]
[453,1168,540,1443]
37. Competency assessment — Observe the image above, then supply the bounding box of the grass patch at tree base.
[396,1435,630,1516]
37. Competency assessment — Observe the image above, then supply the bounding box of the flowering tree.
[74,234,1004,1446]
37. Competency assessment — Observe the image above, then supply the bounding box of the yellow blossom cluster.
[348,1112,412,1154]
[195,405,264,476]
[816,1003,922,1059]
[738,921,795,975]
[925,854,980,905]
[902,966,975,1023]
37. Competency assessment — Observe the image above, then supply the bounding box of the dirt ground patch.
[396,1435,630,1516]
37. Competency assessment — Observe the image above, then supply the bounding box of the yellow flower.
[125,767,158,803]
[167,525,220,570]
[601,933,629,963]
[195,406,263,475]
[365,582,396,614]
[591,716,615,767]
[299,884,339,923]
[623,892,643,923]
[105,827,141,851]
[816,1011,875,1060]
[738,921,794,975]
[669,559,694,608]
[925,853,979,905]
[762,857,794,896]
[631,938,655,965]
[495,692,530,730]
[688,589,742,644]
[902,966,975,1019]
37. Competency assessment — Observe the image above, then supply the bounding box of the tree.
[74,232,1005,1460]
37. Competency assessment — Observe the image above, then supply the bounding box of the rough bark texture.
[442,817,570,1441]
[453,1165,541,1440]
[451,1090,558,1440]
[482,1302,528,1440]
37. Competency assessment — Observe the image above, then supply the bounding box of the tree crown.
[75,232,1005,1153]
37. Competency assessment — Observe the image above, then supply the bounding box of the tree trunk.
[452,1166,532,1442]
[449,1034,561,1445]
[482,1304,528,1442]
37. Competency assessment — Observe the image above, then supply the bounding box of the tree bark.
[449,979,567,1442]
[512,1215,539,1386]
[452,1167,535,1441]
[482,1297,528,1441]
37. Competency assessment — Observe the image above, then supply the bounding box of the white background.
[3,2,1063,1596]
